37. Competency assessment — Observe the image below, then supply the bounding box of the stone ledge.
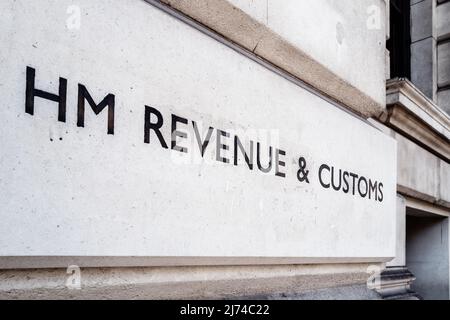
[0,264,377,299]
[404,195,450,218]
[381,78,450,162]
[368,119,450,209]
[145,0,385,118]
[398,166,450,210]
[0,256,393,269]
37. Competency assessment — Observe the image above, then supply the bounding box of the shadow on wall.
[406,210,449,300]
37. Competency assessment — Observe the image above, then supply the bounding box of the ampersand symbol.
[297,157,310,183]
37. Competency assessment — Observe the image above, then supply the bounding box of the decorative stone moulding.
[382,78,450,162]
[149,0,386,119]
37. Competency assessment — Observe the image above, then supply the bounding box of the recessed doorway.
[406,208,449,300]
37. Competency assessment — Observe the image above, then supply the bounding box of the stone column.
[410,0,438,101]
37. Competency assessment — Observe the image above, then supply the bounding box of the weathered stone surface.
[157,0,386,117]
[411,0,435,42]
[384,79,450,161]
[406,216,449,300]
[372,123,450,208]
[438,89,450,115]
[396,132,441,202]
[250,285,383,300]
[375,80,450,209]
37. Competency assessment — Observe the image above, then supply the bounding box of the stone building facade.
[376,0,450,299]
[0,0,449,300]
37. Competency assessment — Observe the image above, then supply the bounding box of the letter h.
[25,66,67,122]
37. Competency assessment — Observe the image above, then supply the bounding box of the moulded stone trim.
[382,78,450,161]
[437,0,450,40]
[0,256,393,270]
[146,0,385,118]
[375,267,420,300]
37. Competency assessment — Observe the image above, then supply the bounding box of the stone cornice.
[146,0,385,118]
[380,78,450,162]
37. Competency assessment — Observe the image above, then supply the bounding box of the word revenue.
[144,105,286,178]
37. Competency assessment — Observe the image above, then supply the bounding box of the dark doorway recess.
[406,209,449,300]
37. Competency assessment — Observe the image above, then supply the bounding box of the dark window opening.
[387,0,411,79]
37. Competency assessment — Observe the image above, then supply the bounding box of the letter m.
[77,84,115,135]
